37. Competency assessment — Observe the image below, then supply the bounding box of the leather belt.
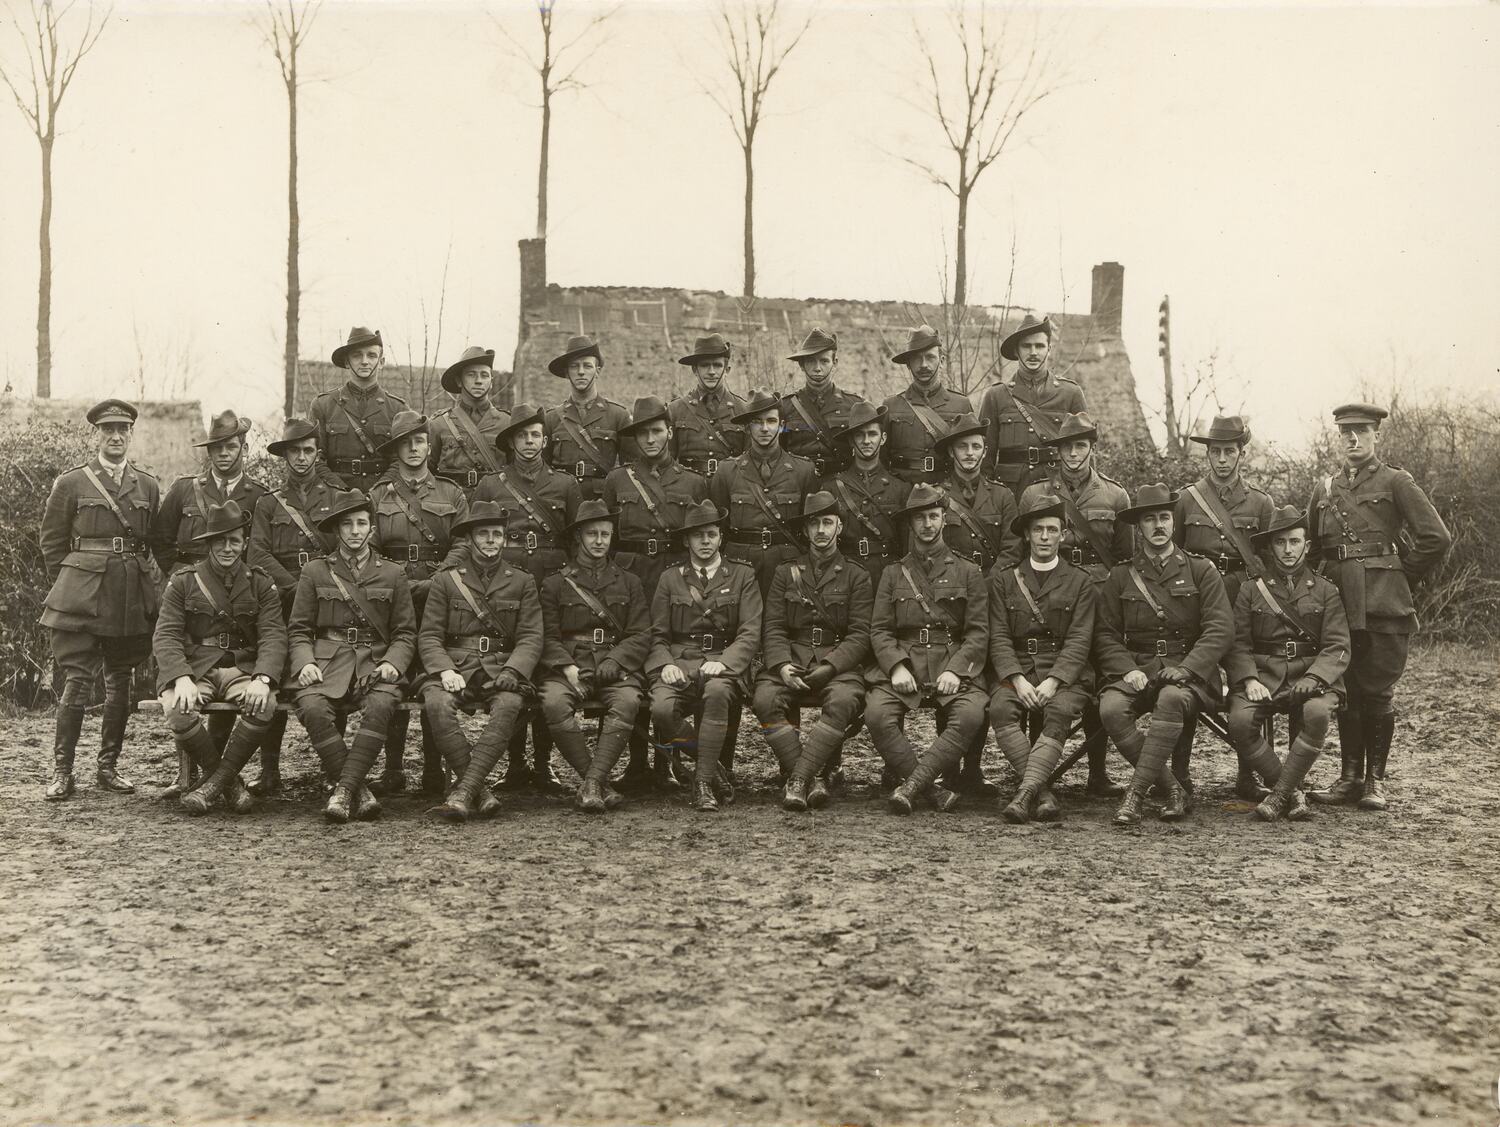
[672,633,721,653]
[1210,554,1246,573]
[327,456,385,475]
[275,549,315,568]
[1067,545,1099,566]
[564,630,617,646]
[900,627,954,646]
[840,536,889,559]
[994,446,1059,466]
[888,452,939,472]
[679,456,722,477]
[552,459,607,481]
[791,627,843,646]
[71,536,147,555]
[727,528,795,548]
[1254,640,1320,658]
[1019,636,1060,655]
[1125,635,1191,657]
[447,632,507,654]
[393,544,441,563]
[437,469,483,489]
[617,537,669,557]
[192,631,246,650]
[506,531,544,551]
[320,626,379,645]
[1331,541,1397,561]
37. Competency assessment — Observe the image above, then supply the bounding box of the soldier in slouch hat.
[667,334,747,477]
[309,326,407,493]
[429,346,510,494]
[881,326,974,486]
[544,335,630,501]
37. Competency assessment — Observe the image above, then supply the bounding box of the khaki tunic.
[416,551,543,688]
[710,448,820,594]
[307,381,407,492]
[647,560,762,689]
[473,461,582,583]
[667,388,748,477]
[152,561,288,692]
[287,552,417,700]
[941,474,1022,574]
[602,457,708,597]
[977,370,1086,492]
[429,399,509,493]
[778,383,863,479]
[539,559,652,684]
[868,545,988,705]
[1020,470,1132,583]
[369,471,469,603]
[830,463,909,584]
[1223,564,1350,698]
[545,396,632,500]
[152,472,269,574]
[881,382,974,485]
[248,470,346,604]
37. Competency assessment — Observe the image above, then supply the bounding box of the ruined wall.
[0,394,205,481]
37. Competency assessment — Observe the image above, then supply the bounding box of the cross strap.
[327,561,390,643]
[494,471,564,539]
[80,464,136,532]
[831,478,888,544]
[563,573,624,634]
[786,393,837,456]
[380,480,441,547]
[1184,483,1263,576]
[1055,479,1116,568]
[272,490,320,545]
[1011,567,1050,631]
[683,570,730,636]
[945,490,995,550]
[692,398,737,455]
[899,562,959,634]
[1323,474,1389,547]
[1252,577,1316,642]
[449,570,510,646]
[556,413,612,474]
[1126,565,1194,634]
[789,563,838,626]
[190,477,215,527]
[336,402,380,455]
[445,409,500,472]
[907,400,948,442]
[624,467,671,532]
[191,564,236,620]
[743,476,800,542]
[1004,381,1062,443]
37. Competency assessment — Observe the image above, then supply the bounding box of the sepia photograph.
[0,0,1496,1124]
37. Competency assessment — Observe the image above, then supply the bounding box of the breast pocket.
[314,586,346,627]
[1118,588,1160,632]
[893,590,925,629]
[489,597,521,636]
[669,595,700,636]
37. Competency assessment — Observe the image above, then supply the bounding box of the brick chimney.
[1090,261,1123,337]
[518,237,548,340]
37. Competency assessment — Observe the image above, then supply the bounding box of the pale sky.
[1,0,1497,449]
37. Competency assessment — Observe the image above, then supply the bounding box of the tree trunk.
[1161,332,1181,456]
[283,71,299,416]
[742,140,755,298]
[954,185,968,311]
[36,133,53,398]
[536,85,550,239]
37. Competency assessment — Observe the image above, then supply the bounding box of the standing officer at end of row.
[1307,402,1450,813]
[40,399,160,801]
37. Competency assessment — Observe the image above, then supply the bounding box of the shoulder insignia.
[134,466,159,481]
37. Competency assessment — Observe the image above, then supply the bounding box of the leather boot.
[474,785,502,819]
[602,785,625,810]
[652,745,681,791]
[1033,788,1061,821]
[373,710,409,795]
[1113,788,1146,826]
[1159,774,1191,822]
[96,673,136,794]
[694,780,719,812]
[1023,736,1064,822]
[805,776,829,809]
[1256,736,1321,822]
[1311,708,1365,804]
[585,721,632,812]
[353,783,381,820]
[418,720,447,795]
[499,725,531,790]
[782,776,809,812]
[532,720,566,794]
[619,717,653,792]
[324,783,355,823]
[764,723,803,783]
[46,703,85,801]
[797,720,844,809]
[550,725,595,796]
[1082,711,1124,796]
[1358,711,1393,812]
[929,784,961,813]
[1001,784,1038,824]
[160,747,194,801]
[181,721,260,816]
[1286,789,1312,821]
[1235,763,1273,802]
[889,760,939,815]
[432,729,504,823]
[578,778,607,814]
[249,711,286,796]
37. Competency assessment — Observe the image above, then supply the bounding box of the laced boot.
[474,785,502,819]
[782,776,810,812]
[652,745,682,791]
[889,760,940,815]
[432,734,504,823]
[46,701,85,801]
[96,673,136,794]
[1113,788,1146,826]
[499,725,531,790]
[694,779,719,813]
[805,776,829,809]
[584,721,632,814]
[576,778,606,813]
[372,710,409,795]
[602,786,625,810]
[1256,734,1322,822]
[1358,712,1394,812]
[1024,735,1065,822]
[333,723,384,822]
[249,712,286,796]
[1033,788,1061,821]
[1159,773,1191,821]
[799,720,844,809]
[1311,708,1364,805]
[1286,789,1312,821]
[550,725,595,806]
[181,720,260,815]
[1235,762,1272,802]
[957,742,998,798]
[160,747,194,801]
[1001,784,1038,824]
[324,783,355,823]
[929,784,961,812]
[763,723,804,788]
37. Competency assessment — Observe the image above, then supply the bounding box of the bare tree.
[496,0,619,240]
[898,2,1059,309]
[697,0,811,298]
[0,0,110,398]
[257,0,322,416]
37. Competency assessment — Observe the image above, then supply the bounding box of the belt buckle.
[592,627,606,645]
[1335,544,1350,561]
[1025,637,1039,655]
[1027,446,1040,466]
[857,537,870,557]
[646,537,659,557]
[297,549,310,566]
[466,469,478,488]
[407,544,420,562]
[811,627,824,646]
[346,626,360,645]
[1215,554,1229,573]
[813,457,825,476]
[918,627,930,645]
[706,457,719,476]
[1284,640,1299,659]
[216,631,231,650]
[111,535,125,553]
[921,455,935,473]
[525,531,538,552]
[760,528,772,549]
[702,634,716,652]
[1070,547,1084,565]
[478,635,491,654]
[1155,639,1168,657]
[575,460,587,481]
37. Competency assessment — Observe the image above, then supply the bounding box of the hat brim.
[189,511,252,544]
[548,344,602,378]
[937,423,987,448]
[1188,430,1250,446]
[730,401,782,426]
[452,514,510,539]
[1251,516,1309,544]
[1042,427,1097,447]
[832,405,889,442]
[317,500,374,531]
[678,348,731,367]
[567,508,621,535]
[787,344,836,361]
[999,321,1052,362]
[332,333,382,369]
[618,408,670,436]
[675,505,728,537]
[192,420,252,448]
[1118,492,1181,523]
[891,339,941,366]
[441,350,497,394]
[897,497,948,519]
[266,432,317,457]
[377,419,429,456]
[1010,501,1067,538]
[495,409,547,448]
[802,502,840,522]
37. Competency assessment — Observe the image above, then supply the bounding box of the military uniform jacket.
[603,457,708,560]
[988,558,1096,689]
[308,381,407,483]
[429,398,509,491]
[369,471,469,599]
[869,545,988,699]
[539,558,651,681]
[779,382,862,478]
[1095,549,1233,697]
[1307,459,1452,633]
[152,560,288,692]
[668,387,748,475]
[248,469,346,596]
[1174,475,1275,574]
[152,471,268,573]
[881,382,975,484]
[710,448,819,555]
[942,474,1023,573]
[40,458,161,635]
[830,463,909,578]
[1224,563,1350,697]
[473,460,581,573]
[1020,470,1132,583]
[978,369,1085,486]
[647,559,762,681]
[287,551,417,698]
[546,396,631,498]
[417,549,543,685]
[762,551,873,677]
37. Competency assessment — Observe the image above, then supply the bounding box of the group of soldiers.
[37,314,1452,826]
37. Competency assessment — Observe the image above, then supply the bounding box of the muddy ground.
[1,642,1496,1127]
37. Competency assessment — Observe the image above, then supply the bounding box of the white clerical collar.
[1030,554,1060,572]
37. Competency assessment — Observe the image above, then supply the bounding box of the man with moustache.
[287,489,417,823]
[647,501,763,813]
[779,329,862,480]
[753,492,873,811]
[429,345,510,495]
[1306,403,1450,812]
[418,502,542,823]
[987,496,1097,824]
[1019,411,1132,797]
[978,313,1086,496]
[882,325,975,486]
[475,403,581,792]
[1095,484,1233,826]
[153,501,286,816]
[544,335,630,501]
[39,399,161,801]
[536,501,652,814]
[246,417,347,795]
[864,484,989,815]
[368,410,469,795]
[668,334,748,477]
[1224,505,1351,823]
[309,327,408,494]
[602,395,709,789]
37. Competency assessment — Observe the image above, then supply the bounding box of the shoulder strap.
[272,490,320,545]
[787,394,836,455]
[1007,388,1061,443]
[695,399,737,454]
[336,402,379,455]
[80,465,134,532]
[495,471,565,538]
[945,491,994,549]
[191,565,235,619]
[907,401,948,442]
[1184,483,1263,576]
[683,570,729,634]
[744,476,800,540]
[191,477,214,523]
[446,409,501,472]
[899,562,958,632]
[563,573,625,633]
[831,478,887,543]
[1252,577,1316,641]
[1126,566,1170,625]
[1011,567,1050,630]
[449,569,509,643]
[624,467,671,532]
[789,563,838,624]
[1056,479,1115,567]
[327,562,390,643]
[556,413,611,473]
[381,481,441,546]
